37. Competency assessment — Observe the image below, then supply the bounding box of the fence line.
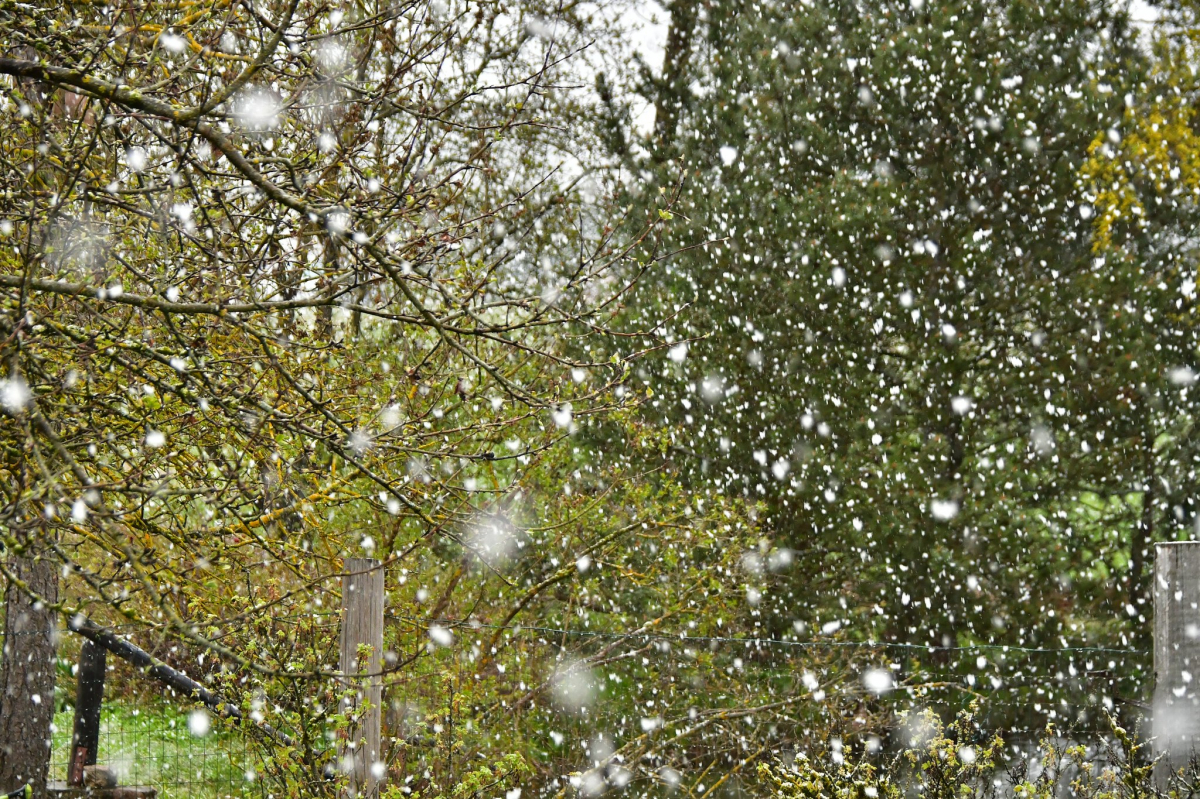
[221,610,1145,656]
[0,550,1174,799]
[93,607,1138,658]
[0,616,1152,799]
[385,615,1145,657]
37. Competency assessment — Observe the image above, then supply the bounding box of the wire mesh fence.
[47,701,256,799]
[0,615,1156,799]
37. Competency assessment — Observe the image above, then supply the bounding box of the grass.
[50,700,257,799]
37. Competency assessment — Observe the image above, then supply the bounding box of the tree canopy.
[3,0,1200,797]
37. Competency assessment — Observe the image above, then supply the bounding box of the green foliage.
[602,0,1169,733]
[384,752,530,799]
[49,701,247,799]
[761,707,1001,799]
[760,709,1186,799]
[9,0,1200,795]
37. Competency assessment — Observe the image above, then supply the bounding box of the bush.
[759,706,1200,799]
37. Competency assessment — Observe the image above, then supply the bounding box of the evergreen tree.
[609,0,1163,726]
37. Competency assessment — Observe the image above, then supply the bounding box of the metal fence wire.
[0,618,1155,799]
[0,624,255,799]
[47,701,254,799]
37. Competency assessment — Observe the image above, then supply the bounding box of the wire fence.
[47,702,256,799]
[0,617,1155,799]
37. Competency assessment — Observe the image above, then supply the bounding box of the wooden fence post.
[340,557,384,799]
[68,640,106,786]
[1153,541,1200,787]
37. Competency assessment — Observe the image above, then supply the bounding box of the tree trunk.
[0,552,60,797]
[651,0,700,160]
[1129,422,1157,613]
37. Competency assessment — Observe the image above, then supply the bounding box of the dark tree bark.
[1129,414,1158,614]
[652,0,700,160]
[0,552,60,797]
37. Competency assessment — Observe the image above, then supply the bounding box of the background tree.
[1081,0,1200,587]
[605,0,1160,733]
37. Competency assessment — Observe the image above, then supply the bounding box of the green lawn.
[51,701,256,799]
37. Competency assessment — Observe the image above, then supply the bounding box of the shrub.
[760,706,1200,799]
